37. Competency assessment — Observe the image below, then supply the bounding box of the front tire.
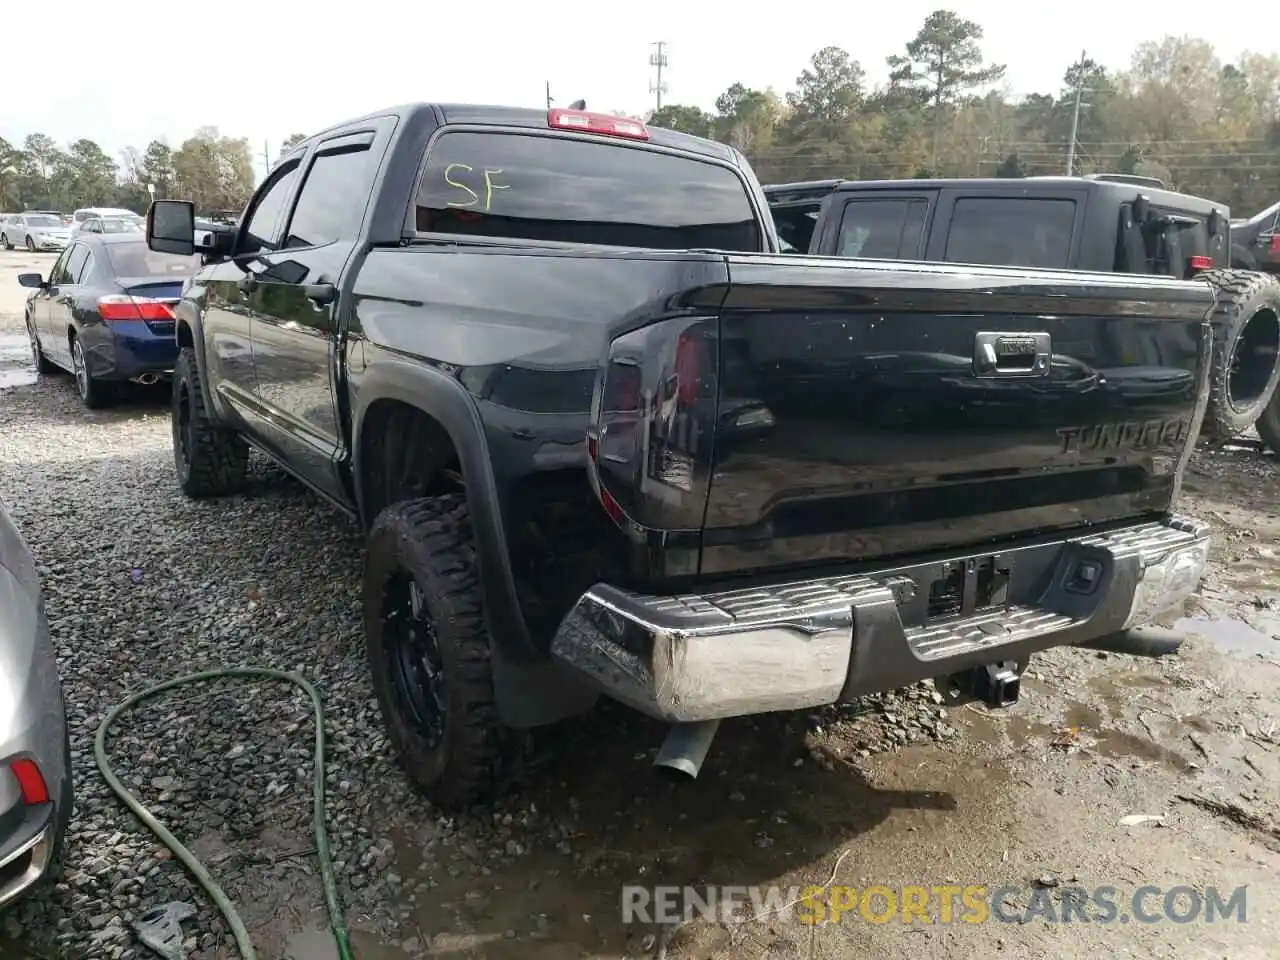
[1256,390,1280,454]
[171,347,248,497]
[1198,269,1280,441]
[71,336,113,409]
[27,314,58,374]
[25,235,36,252]
[363,495,520,810]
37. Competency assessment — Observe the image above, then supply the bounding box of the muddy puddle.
[1175,615,1280,659]
[0,332,35,389]
[285,926,413,960]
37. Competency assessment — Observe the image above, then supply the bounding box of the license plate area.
[925,554,1012,622]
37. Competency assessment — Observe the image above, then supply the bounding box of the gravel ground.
[2,249,1279,960]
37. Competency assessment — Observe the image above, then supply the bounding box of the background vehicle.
[78,216,143,236]
[69,207,140,235]
[767,176,1280,442]
[147,103,1212,809]
[19,233,198,408]
[1227,200,1280,274]
[1,214,70,252]
[0,495,72,910]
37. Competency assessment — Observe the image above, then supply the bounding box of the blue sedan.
[20,234,200,409]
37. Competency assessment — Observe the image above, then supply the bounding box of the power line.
[649,42,668,113]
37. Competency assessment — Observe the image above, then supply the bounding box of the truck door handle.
[237,274,258,295]
[302,282,336,306]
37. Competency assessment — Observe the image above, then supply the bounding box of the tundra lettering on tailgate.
[1056,418,1189,455]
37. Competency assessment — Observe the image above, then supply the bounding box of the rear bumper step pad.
[550,516,1209,722]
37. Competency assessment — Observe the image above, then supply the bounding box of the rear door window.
[415,131,762,251]
[836,198,928,259]
[944,197,1076,269]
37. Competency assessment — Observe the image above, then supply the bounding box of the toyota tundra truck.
[145,104,1214,808]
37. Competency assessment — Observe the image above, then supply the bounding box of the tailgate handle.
[973,332,1051,378]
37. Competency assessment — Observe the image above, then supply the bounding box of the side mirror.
[17,273,45,289]
[147,200,197,255]
[1132,194,1150,224]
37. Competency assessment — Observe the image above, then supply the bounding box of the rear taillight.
[97,294,175,322]
[10,758,50,805]
[1187,255,1213,274]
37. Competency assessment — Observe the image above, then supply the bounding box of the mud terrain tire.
[171,347,249,497]
[363,494,521,810]
[1198,269,1280,441]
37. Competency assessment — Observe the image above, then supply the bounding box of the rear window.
[944,197,1076,269]
[26,216,60,227]
[836,198,928,259]
[415,131,762,251]
[105,243,200,278]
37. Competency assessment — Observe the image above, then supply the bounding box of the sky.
[4,0,1279,182]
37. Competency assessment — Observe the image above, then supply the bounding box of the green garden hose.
[94,667,354,960]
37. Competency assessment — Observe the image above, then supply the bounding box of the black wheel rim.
[174,382,192,478]
[1228,309,1280,412]
[383,571,447,747]
[72,342,88,398]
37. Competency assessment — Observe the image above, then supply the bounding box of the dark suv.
[767,175,1280,444]
[1229,201,1280,274]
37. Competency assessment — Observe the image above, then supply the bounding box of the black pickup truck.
[767,176,1280,444]
[147,105,1213,807]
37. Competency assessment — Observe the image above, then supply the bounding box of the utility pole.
[545,81,553,109]
[262,139,271,175]
[1066,49,1087,176]
[648,42,668,113]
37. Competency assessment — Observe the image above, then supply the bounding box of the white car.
[70,207,141,236]
[1,214,71,252]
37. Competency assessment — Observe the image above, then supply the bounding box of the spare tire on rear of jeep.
[1197,268,1280,441]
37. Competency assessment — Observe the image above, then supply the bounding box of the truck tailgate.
[700,255,1213,577]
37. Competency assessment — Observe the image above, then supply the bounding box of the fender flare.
[351,357,538,663]
[173,292,233,425]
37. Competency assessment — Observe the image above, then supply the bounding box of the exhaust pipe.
[1077,625,1185,658]
[653,720,720,780]
[133,373,160,386]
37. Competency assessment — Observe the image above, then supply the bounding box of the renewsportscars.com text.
[621,884,1249,926]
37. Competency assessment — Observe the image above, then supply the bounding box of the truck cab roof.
[283,102,740,166]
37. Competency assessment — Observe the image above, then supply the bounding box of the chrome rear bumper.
[551,516,1209,722]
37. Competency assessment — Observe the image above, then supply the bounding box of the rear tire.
[71,336,113,409]
[1256,391,1280,454]
[171,347,248,497]
[1198,269,1280,441]
[363,494,521,810]
[1,233,11,250]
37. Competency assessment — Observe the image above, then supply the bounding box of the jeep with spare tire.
[766,175,1280,444]
[144,105,1217,808]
